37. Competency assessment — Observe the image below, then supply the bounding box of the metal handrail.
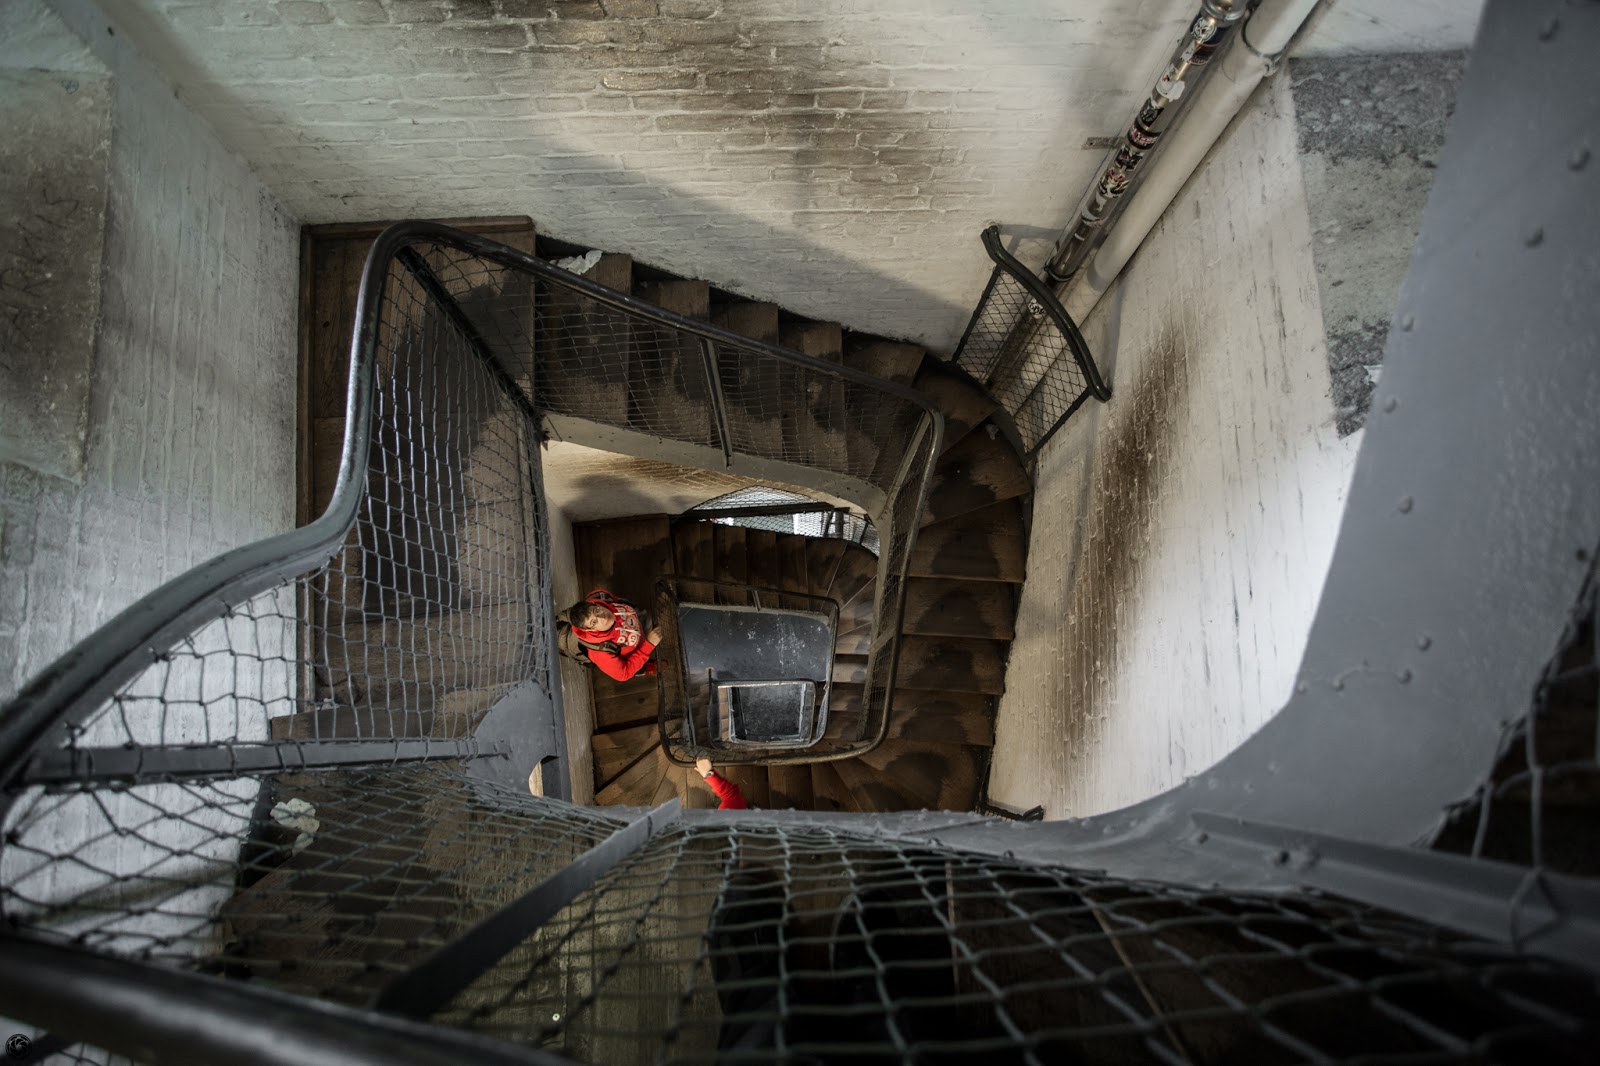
[951,225,1110,460]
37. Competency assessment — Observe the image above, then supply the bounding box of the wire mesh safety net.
[1432,543,1600,876]
[952,233,1107,460]
[685,487,879,555]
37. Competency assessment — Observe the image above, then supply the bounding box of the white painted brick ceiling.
[111,0,1480,349]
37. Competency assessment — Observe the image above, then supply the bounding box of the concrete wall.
[0,0,300,703]
[989,71,1362,818]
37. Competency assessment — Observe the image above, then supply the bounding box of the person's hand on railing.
[646,626,663,645]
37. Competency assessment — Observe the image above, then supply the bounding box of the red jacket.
[572,590,657,682]
[705,772,747,810]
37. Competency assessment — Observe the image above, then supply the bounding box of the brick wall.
[0,0,300,702]
[108,0,1214,351]
[988,71,1362,819]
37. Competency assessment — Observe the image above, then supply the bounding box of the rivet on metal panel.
[1539,17,1559,41]
[1399,314,1415,332]
[1525,227,1545,248]
[1397,667,1413,683]
[1398,496,1414,513]
[1384,396,1399,413]
[1417,634,1432,651]
[1571,147,1591,171]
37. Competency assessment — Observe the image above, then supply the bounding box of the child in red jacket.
[696,757,748,810]
[561,590,661,682]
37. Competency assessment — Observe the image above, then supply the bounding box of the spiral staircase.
[550,239,1035,814]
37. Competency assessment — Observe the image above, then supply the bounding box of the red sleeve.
[588,638,658,682]
[705,772,747,810]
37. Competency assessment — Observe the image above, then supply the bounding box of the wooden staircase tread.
[573,514,675,609]
[536,252,633,426]
[810,761,859,813]
[591,685,661,731]
[596,743,670,806]
[900,577,1015,640]
[672,520,717,581]
[711,301,781,343]
[716,764,771,810]
[895,636,1007,694]
[767,764,815,810]
[913,359,1002,454]
[886,699,995,747]
[920,428,1032,528]
[634,278,715,442]
[854,740,984,812]
[636,278,710,317]
[842,337,926,385]
[780,320,844,361]
[833,756,920,812]
[592,723,661,790]
[805,539,850,599]
[828,544,879,599]
[908,500,1028,582]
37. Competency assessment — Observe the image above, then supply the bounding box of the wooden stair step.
[634,277,715,443]
[913,359,1001,454]
[832,654,870,685]
[822,681,866,744]
[900,578,1015,640]
[745,528,781,591]
[782,320,848,471]
[591,684,660,731]
[711,301,787,457]
[855,740,985,811]
[804,539,850,600]
[592,722,660,791]
[780,319,843,361]
[810,761,859,813]
[908,500,1028,582]
[767,763,815,810]
[833,755,921,812]
[712,523,749,592]
[828,543,878,602]
[574,514,675,610]
[834,627,872,656]
[895,636,1007,694]
[920,427,1032,528]
[886,690,995,747]
[596,743,671,806]
[672,520,717,581]
[715,764,770,810]
[537,252,633,426]
[842,337,926,385]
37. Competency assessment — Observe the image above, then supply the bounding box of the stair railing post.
[698,337,735,469]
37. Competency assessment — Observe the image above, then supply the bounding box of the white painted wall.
[989,72,1361,819]
[0,0,299,969]
[1,0,300,701]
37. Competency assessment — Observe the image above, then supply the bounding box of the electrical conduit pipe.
[1058,0,1324,324]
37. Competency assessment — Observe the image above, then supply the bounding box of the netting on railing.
[952,226,1109,459]
[1432,544,1600,875]
[684,487,879,555]
[432,820,1599,1064]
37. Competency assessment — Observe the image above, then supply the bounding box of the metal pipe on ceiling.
[1044,0,1249,284]
[1058,0,1325,323]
